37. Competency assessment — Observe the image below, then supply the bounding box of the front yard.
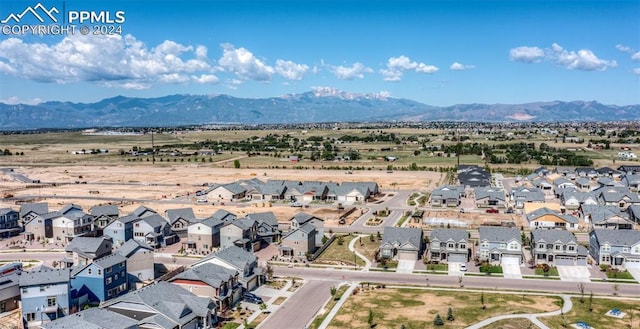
[541,296,640,328]
[315,234,367,267]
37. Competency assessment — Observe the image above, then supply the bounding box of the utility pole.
[151,130,155,164]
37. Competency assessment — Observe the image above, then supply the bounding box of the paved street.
[259,279,334,329]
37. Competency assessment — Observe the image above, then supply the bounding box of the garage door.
[449,253,467,263]
[626,259,640,269]
[556,257,575,266]
[398,250,417,261]
[577,257,587,266]
[502,254,520,265]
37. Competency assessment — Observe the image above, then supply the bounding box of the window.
[500,243,506,249]
[623,247,629,253]
[554,244,561,251]
[481,241,489,248]
[106,277,112,284]
[602,244,611,252]
[26,312,36,321]
[447,243,455,249]
[508,243,519,251]
[106,267,112,273]
[98,269,102,275]
[47,296,56,307]
[459,244,466,250]
[568,245,576,252]
[88,268,92,275]
[537,243,545,249]
[40,286,45,292]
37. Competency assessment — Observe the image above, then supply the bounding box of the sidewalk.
[465,295,572,329]
[238,279,294,329]
[348,234,371,271]
[317,282,359,329]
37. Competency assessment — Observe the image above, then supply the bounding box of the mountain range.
[1,88,639,130]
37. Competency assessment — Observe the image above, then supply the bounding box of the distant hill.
[1,88,638,130]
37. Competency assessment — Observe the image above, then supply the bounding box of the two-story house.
[478,226,522,265]
[511,186,545,209]
[20,202,49,232]
[41,307,138,329]
[62,236,113,268]
[474,187,506,209]
[89,205,119,232]
[103,214,139,246]
[186,217,224,253]
[70,253,128,307]
[165,208,197,238]
[0,270,20,313]
[132,214,178,248]
[289,213,324,248]
[24,211,56,242]
[561,190,598,210]
[380,227,424,261]
[116,239,155,287]
[247,212,281,245]
[51,204,94,243]
[102,281,217,329]
[279,223,316,259]
[582,205,635,230]
[0,208,20,238]
[530,229,588,266]
[428,228,469,263]
[168,262,240,311]
[19,268,72,328]
[219,218,257,251]
[589,229,640,270]
[193,245,261,291]
[430,185,464,207]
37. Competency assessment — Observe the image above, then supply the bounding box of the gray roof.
[199,245,256,270]
[562,190,596,203]
[431,185,463,199]
[113,214,141,225]
[478,226,521,243]
[210,209,237,222]
[531,229,577,244]
[582,205,627,224]
[90,205,119,217]
[575,177,591,187]
[116,238,154,257]
[299,222,316,235]
[291,212,322,225]
[247,212,278,227]
[0,208,17,216]
[225,218,256,231]
[61,203,83,214]
[208,182,246,195]
[141,214,169,229]
[526,207,579,224]
[596,167,622,175]
[192,217,225,229]
[252,180,287,195]
[165,208,197,225]
[171,263,237,289]
[382,227,423,250]
[592,229,640,247]
[19,268,71,286]
[42,307,138,329]
[66,236,112,255]
[512,186,545,202]
[474,186,505,201]
[20,202,49,217]
[93,253,127,269]
[132,206,157,217]
[430,228,468,243]
[103,281,215,327]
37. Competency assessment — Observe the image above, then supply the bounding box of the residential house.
[552,178,576,197]
[531,177,553,191]
[185,217,224,252]
[279,223,316,259]
[596,167,623,179]
[193,245,262,291]
[530,229,588,266]
[430,185,464,207]
[19,268,72,328]
[478,227,522,265]
[245,180,287,201]
[209,209,237,222]
[617,165,640,175]
[628,205,640,224]
[379,227,424,261]
[131,206,157,218]
[0,208,20,238]
[70,253,128,306]
[24,211,55,241]
[206,183,247,201]
[555,167,577,180]
[102,281,217,329]
[457,165,491,188]
[561,190,598,210]
[335,182,377,203]
[42,307,138,329]
[165,208,197,238]
[525,207,579,230]
[116,239,155,287]
[51,204,94,243]
[511,186,545,209]
[247,212,281,245]
[62,236,113,268]
[132,214,178,248]
[428,228,468,263]
[575,177,593,191]
[289,212,324,247]
[595,186,640,210]
[474,187,506,209]
[589,229,640,270]
[219,218,257,251]
[575,167,597,179]
[168,262,240,311]
[623,174,640,192]
[581,205,635,230]
[20,202,48,229]
[89,205,119,231]
[103,214,138,246]
[0,272,20,313]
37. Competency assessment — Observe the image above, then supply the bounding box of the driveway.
[627,268,640,282]
[396,260,415,274]
[502,264,522,279]
[448,262,466,276]
[557,265,591,282]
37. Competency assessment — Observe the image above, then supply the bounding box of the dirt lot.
[0,165,443,221]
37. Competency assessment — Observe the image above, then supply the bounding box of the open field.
[325,287,561,329]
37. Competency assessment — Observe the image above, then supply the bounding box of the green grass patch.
[541,297,640,329]
[606,270,635,280]
[426,263,449,271]
[221,322,240,329]
[315,235,366,267]
[480,264,503,274]
[534,266,559,277]
[395,215,410,227]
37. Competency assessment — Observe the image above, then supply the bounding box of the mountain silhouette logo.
[1,3,59,24]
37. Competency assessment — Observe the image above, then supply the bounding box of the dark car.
[243,294,263,304]
[486,208,499,214]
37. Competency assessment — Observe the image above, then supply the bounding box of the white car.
[459,264,467,272]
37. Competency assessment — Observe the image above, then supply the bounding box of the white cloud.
[380,55,438,81]
[192,74,219,84]
[0,34,215,88]
[0,96,41,105]
[509,46,544,63]
[510,43,616,71]
[274,59,309,80]
[632,52,640,61]
[450,62,475,70]
[616,44,633,53]
[218,43,274,81]
[634,68,640,75]
[328,62,373,80]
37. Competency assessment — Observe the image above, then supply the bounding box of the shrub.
[433,313,444,326]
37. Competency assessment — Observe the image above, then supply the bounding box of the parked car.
[505,207,514,214]
[486,208,499,214]
[290,202,303,207]
[243,293,263,304]
[459,264,467,272]
[338,218,346,225]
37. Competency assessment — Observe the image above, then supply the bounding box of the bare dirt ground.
[0,165,443,221]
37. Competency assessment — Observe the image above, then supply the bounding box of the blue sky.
[0,0,638,106]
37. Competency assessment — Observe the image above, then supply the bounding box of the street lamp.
[353,251,357,270]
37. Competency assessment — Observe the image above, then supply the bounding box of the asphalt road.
[259,279,333,329]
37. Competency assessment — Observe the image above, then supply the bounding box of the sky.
[0,0,639,106]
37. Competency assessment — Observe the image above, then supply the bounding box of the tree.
[433,313,444,326]
[367,309,374,328]
[588,291,593,312]
[578,283,585,303]
[330,286,338,300]
[447,306,455,321]
[265,264,273,281]
[480,291,486,309]
[233,159,241,169]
